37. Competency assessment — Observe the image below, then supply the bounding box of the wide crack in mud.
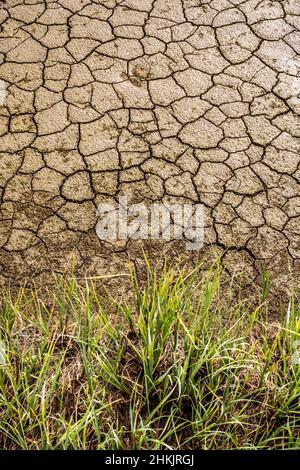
[0,0,299,292]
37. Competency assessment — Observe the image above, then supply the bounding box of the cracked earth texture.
[0,0,300,291]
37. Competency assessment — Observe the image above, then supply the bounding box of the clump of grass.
[0,261,299,450]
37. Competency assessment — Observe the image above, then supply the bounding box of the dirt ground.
[0,0,299,294]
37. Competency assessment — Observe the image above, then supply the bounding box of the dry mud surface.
[0,0,300,290]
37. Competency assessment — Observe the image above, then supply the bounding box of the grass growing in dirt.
[0,261,299,450]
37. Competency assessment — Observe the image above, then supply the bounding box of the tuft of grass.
[0,261,299,450]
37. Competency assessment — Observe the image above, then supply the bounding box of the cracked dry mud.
[0,0,300,291]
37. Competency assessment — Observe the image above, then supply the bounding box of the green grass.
[0,260,299,450]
